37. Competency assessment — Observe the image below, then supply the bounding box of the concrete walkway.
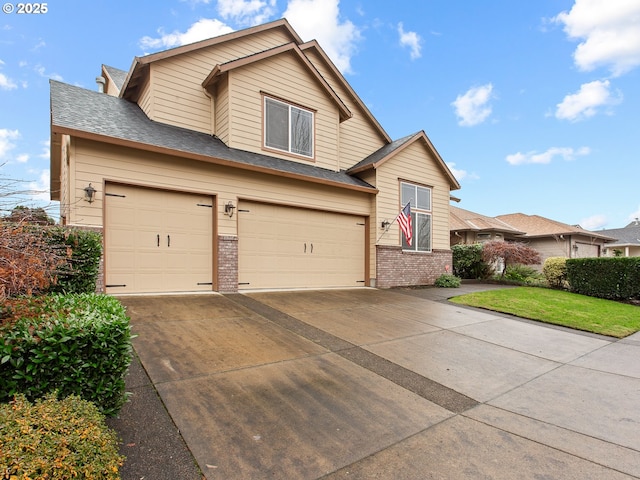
[112,285,640,479]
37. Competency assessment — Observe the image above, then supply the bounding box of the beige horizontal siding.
[67,138,371,236]
[138,29,294,134]
[228,52,340,171]
[375,141,452,250]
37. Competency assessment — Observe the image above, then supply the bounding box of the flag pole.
[376,200,412,243]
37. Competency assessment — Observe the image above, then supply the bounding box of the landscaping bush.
[0,392,123,479]
[0,294,132,416]
[452,243,492,279]
[502,264,545,285]
[566,257,640,301]
[434,273,462,288]
[482,240,541,277]
[0,222,62,298]
[543,257,569,289]
[47,227,103,294]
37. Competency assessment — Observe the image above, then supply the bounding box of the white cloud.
[580,214,608,230]
[553,0,640,77]
[451,83,494,126]
[139,18,234,51]
[217,0,276,26]
[283,0,361,73]
[506,146,590,165]
[34,64,63,82]
[39,139,50,159]
[0,60,17,90]
[446,162,478,182]
[398,22,422,60]
[628,206,640,223]
[0,72,17,90]
[0,128,20,158]
[16,153,29,163]
[555,79,622,121]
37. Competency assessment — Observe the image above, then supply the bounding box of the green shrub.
[0,294,132,416]
[543,257,568,289]
[47,227,103,294]
[0,393,123,479]
[566,257,640,300]
[452,243,492,279]
[434,273,462,288]
[501,264,545,285]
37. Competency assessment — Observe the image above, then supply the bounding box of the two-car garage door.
[238,201,366,290]
[104,185,366,293]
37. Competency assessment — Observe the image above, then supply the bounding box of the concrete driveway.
[118,286,640,479]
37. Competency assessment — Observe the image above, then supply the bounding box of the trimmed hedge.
[0,393,123,479]
[47,227,103,294]
[566,257,640,300]
[0,294,132,416]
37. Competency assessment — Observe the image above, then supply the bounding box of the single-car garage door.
[105,183,213,294]
[238,201,366,290]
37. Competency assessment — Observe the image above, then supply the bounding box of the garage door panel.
[105,184,213,294]
[238,202,365,290]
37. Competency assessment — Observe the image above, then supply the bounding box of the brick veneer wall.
[218,235,238,292]
[376,245,452,288]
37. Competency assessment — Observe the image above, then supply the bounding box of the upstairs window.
[401,181,432,252]
[264,97,314,158]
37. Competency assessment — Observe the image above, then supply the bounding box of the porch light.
[84,183,96,203]
[224,201,236,218]
[381,219,391,230]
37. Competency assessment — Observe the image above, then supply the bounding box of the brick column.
[218,235,238,293]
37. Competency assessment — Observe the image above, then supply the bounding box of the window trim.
[400,181,432,253]
[263,95,315,160]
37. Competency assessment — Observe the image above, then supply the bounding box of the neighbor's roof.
[102,65,127,91]
[495,213,616,241]
[49,80,377,194]
[597,221,640,246]
[346,131,461,190]
[450,205,525,234]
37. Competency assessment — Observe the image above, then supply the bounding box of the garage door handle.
[157,234,160,247]
[310,243,313,253]
[304,243,306,253]
[167,235,171,247]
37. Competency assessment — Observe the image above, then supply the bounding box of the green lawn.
[449,287,640,338]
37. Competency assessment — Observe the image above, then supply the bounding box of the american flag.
[397,202,412,246]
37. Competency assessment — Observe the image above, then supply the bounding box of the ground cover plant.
[0,393,123,479]
[450,287,640,338]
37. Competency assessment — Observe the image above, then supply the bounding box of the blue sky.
[1,0,639,229]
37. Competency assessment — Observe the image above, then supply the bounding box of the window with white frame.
[401,181,432,252]
[264,97,313,158]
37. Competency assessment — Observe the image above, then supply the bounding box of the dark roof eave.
[51,125,378,195]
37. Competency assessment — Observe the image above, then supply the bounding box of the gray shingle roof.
[598,222,640,246]
[346,134,416,173]
[50,80,376,192]
[103,65,128,90]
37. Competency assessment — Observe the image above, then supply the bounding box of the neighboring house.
[50,19,460,294]
[449,206,615,268]
[599,219,640,257]
[450,205,525,245]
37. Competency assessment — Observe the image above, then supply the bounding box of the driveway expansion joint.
[224,293,479,414]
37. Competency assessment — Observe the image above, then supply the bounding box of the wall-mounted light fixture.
[224,201,236,218]
[381,219,391,230]
[84,183,96,203]
[572,244,579,256]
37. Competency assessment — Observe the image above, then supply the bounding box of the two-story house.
[50,19,460,294]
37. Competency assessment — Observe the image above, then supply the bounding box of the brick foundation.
[375,245,453,288]
[218,235,238,292]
